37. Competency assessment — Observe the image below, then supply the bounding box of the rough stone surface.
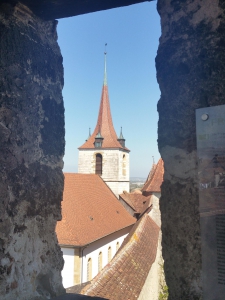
[0,0,153,20]
[78,149,130,197]
[53,293,107,300]
[0,3,65,299]
[156,0,225,299]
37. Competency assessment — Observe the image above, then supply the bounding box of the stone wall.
[0,3,65,299]
[78,149,130,197]
[156,0,225,298]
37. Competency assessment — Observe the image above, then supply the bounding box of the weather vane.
[152,156,155,164]
[105,43,107,55]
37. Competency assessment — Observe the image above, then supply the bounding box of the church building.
[78,52,130,197]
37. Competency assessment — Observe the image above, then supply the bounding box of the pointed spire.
[104,43,107,86]
[118,127,125,147]
[85,128,91,141]
[118,127,125,140]
[152,156,155,165]
[142,158,164,195]
[78,47,129,151]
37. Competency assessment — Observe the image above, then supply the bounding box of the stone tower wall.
[156,0,225,298]
[78,149,129,196]
[0,3,65,299]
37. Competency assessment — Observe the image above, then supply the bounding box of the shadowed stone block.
[53,293,107,300]
[156,0,225,298]
[1,0,153,20]
[0,3,65,299]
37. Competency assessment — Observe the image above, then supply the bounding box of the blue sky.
[57,1,161,178]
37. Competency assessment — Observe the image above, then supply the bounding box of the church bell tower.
[78,51,130,197]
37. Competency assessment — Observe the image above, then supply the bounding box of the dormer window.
[95,141,102,148]
[94,128,104,148]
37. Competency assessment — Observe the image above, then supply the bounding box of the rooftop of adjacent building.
[142,158,164,194]
[56,173,136,247]
[119,190,152,215]
[78,52,129,152]
[118,158,163,217]
[78,214,160,300]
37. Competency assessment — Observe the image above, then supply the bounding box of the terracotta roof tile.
[56,173,136,246]
[142,158,164,194]
[79,85,129,151]
[82,215,160,300]
[119,191,152,214]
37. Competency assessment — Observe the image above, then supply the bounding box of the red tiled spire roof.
[56,173,135,246]
[79,53,129,151]
[142,158,164,194]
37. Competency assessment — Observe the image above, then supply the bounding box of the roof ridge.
[143,160,159,190]
[142,158,164,193]
[82,214,160,299]
[142,163,157,191]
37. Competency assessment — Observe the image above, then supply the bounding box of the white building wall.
[78,149,130,197]
[81,226,131,283]
[106,181,130,197]
[61,248,74,288]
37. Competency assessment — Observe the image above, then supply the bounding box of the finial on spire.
[104,43,107,86]
[119,127,124,139]
[152,156,155,165]
[118,127,125,147]
[86,127,91,141]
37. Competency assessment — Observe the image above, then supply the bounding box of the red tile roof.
[79,85,129,151]
[119,191,152,214]
[142,158,164,194]
[56,173,136,246]
[81,214,160,300]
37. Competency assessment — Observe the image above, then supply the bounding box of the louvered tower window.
[96,153,102,175]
